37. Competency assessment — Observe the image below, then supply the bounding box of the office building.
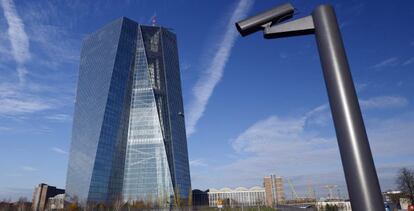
[208,187,265,207]
[192,189,209,207]
[65,17,191,206]
[264,175,285,206]
[32,183,65,211]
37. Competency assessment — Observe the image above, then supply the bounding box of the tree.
[95,203,106,211]
[16,197,29,211]
[112,193,124,211]
[174,187,181,208]
[67,195,80,211]
[325,204,339,211]
[187,186,193,208]
[67,203,79,211]
[0,198,12,211]
[130,200,146,209]
[397,168,414,205]
[145,193,154,208]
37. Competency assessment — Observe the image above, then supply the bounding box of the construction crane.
[307,179,316,200]
[337,187,341,200]
[324,185,338,199]
[288,178,299,199]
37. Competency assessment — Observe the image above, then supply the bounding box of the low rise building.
[383,190,413,210]
[46,194,65,210]
[208,187,265,208]
[32,183,65,211]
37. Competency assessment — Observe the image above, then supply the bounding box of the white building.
[208,187,265,207]
[46,194,65,210]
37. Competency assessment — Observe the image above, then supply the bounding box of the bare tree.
[146,193,154,208]
[67,195,80,211]
[0,198,12,211]
[16,197,29,211]
[187,187,193,208]
[130,200,146,209]
[174,187,181,209]
[112,193,124,211]
[397,168,414,205]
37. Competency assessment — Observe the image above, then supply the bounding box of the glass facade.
[66,17,191,206]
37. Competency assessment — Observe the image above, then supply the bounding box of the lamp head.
[235,3,294,36]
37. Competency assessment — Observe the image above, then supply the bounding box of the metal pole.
[312,5,384,211]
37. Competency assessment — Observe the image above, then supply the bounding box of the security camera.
[235,3,294,36]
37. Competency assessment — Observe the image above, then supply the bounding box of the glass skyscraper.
[65,17,191,206]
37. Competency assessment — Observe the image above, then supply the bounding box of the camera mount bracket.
[264,15,314,39]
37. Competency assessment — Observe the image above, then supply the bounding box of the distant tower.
[264,175,286,206]
[307,179,316,199]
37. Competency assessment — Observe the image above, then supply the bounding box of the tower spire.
[151,14,157,26]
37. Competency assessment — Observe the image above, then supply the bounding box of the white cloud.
[360,96,408,109]
[0,126,12,131]
[21,166,37,171]
[371,57,399,69]
[304,104,331,126]
[51,147,68,155]
[0,82,56,116]
[370,56,414,69]
[180,61,191,71]
[402,57,414,66]
[45,114,71,122]
[186,0,254,136]
[355,82,369,92]
[190,101,414,195]
[0,0,31,83]
[231,115,337,167]
[191,111,341,190]
[229,95,409,169]
[302,95,408,127]
[0,1,77,119]
[190,159,207,167]
[0,98,52,115]
[0,31,14,62]
[366,112,414,157]
[28,24,79,68]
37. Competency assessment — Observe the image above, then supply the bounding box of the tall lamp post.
[235,3,384,211]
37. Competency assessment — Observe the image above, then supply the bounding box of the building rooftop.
[209,186,265,193]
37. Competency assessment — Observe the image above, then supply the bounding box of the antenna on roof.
[151,13,157,26]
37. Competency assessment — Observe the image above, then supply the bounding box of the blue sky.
[0,0,413,201]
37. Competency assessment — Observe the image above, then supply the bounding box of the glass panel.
[122,26,173,205]
[66,18,126,203]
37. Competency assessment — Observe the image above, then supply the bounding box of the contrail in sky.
[186,0,254,136]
